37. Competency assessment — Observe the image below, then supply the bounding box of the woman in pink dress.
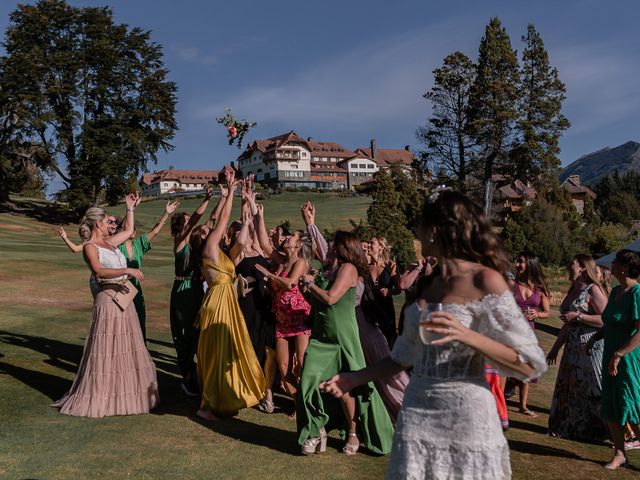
[508,252,550,417]
[256,230,313,416]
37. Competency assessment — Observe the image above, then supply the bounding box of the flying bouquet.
[216,108,257,149]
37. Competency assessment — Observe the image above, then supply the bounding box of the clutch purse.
[108,280,138,311]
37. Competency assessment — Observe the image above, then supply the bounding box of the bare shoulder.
[339,262,358,276]
[473,267,509,296]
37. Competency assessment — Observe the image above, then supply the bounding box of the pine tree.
[417,52,476,192]
[512,24,570,185]
[367,169,416,269]
[467,17,520,213]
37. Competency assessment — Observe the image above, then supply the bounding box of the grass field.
[0,193,639,479]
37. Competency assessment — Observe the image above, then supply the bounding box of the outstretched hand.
[57,227,67,239]
[125,192,139,210]
[165,200,180,215]
[319,372,358,398]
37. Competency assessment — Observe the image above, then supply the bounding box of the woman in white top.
[53,193,159,418]
[320,190,547,479]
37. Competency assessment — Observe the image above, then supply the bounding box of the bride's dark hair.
[421,190,510,276]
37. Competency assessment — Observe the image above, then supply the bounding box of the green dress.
[296,272,394,454]
[600,284,640,425]
[170,243,203,381]
[118,234,151,340]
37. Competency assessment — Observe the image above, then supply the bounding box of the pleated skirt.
[53,290,159,418]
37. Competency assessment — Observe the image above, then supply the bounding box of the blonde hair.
[372,236,391,263]
[80,207,106,233]
[78,224,91,241]
[296,230,315,264]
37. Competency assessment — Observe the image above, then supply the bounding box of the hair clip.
[427,185,453,203]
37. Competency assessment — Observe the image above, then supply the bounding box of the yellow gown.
[196,251,266,416]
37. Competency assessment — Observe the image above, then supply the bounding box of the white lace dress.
[386,291,547,480]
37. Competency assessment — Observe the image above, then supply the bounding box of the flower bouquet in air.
[216,108,257,149]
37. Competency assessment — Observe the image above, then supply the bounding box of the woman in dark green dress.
[297,231,393,456]
[169,185,220,396]
[117,200,179,341]
[587,249,640,470]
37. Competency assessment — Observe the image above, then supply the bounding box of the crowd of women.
[54,169,640,477]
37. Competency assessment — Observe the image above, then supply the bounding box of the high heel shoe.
[604,453,628,470]
[301,428,327,455]
[342,432,360,455]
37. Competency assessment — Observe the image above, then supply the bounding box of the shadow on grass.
[147,338,176,349]
[192,415,301,455]
[508,439,599,464]
[0,329,200,417]
[0,360,71,400]
[508,419,549,435]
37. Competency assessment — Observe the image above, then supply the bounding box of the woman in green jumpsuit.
[296,231,393,456]
[169,185,223,396]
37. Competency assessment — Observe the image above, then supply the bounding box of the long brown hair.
[420,191,511,275]
[517,252,550,297]
[572,253,607,299]
[332,230,369,277]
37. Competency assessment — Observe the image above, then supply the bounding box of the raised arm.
[202,169,239,259]
[109,193,139,246]
[230,203,252,261]
[302,202,328,263]
[175,185,215,246]
[256,258,309,290]
[57,227,84,254]
[146,200,179,242]
[254,203,275,258]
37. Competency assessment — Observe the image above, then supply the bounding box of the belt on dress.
[175,276,192,281]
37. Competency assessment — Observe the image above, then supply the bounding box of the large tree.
[417,52,476,193]
[510,24,570,185]
[467,17,520,213]
[0,0,177,210]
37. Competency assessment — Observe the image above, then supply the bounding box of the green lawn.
[0,194,638,479]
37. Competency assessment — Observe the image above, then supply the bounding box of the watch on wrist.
[576,313,583,322]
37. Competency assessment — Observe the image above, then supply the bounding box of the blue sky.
[1,0,639,194]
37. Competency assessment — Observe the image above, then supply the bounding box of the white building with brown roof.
[338,140,415,190]
[140,169,219,196]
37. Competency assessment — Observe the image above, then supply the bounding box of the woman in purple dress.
[510,252,550,417]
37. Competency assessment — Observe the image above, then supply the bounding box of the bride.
[321,190,547,479]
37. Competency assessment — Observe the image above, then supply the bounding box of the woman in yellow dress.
[190,169,266,419]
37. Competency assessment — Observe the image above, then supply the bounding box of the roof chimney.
[370,139,377,159]
[307,137,313,141]
[404,145,410,151]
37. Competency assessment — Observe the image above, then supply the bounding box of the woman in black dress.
[367,236,400,348]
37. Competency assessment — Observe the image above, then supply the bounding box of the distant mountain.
[560,141,640,186]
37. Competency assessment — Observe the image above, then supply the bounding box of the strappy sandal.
[343,433,360,455]
[301,428,327,455]
[519,408,538,418]
[258,399,274,413]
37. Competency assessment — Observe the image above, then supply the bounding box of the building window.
[322,157,327,162]
[359,164,367,169]
[163,183,168,187]
[367,164,374,169]
[302,152,307,157]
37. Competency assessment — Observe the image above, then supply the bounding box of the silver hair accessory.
[427,185,453,203]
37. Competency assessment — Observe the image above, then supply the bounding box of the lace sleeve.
[471,291,547,382]
[390,302,420,367]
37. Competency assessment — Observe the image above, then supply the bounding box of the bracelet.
[127,208,134,212]
[614,351,624,359]
[576,313,583,322]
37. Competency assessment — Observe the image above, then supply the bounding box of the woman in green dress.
[587,249,640,470]
[117,200,179,341]
[169,185,222,396]
[297,230,393,456]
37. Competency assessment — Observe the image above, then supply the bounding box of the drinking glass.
[419,303,444,345]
